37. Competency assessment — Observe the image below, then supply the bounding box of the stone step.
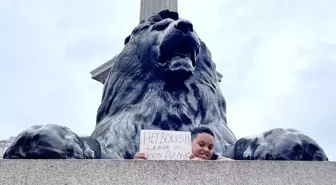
[1,160,335,185]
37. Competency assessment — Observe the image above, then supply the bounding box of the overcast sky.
[0,0,335,160]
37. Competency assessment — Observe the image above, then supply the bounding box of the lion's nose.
[174,20,193,33]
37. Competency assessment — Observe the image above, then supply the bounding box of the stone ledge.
[0,160,335,185]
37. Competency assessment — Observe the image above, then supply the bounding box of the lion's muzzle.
[157,20,201,80]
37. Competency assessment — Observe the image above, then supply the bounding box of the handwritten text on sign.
[140,130,191,160]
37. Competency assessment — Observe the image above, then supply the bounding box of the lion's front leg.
[233,128,328,161]
[92,118,140,159]
[3,124,101,159]
[95,135,139,159]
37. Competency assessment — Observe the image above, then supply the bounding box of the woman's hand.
[189,153,205,160]
[134,152,147,160]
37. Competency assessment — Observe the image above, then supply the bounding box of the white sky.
[0,0,335,160]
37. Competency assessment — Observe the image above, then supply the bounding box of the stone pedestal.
[1,160,335,185]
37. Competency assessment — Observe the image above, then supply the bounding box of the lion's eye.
[152,20,171,31]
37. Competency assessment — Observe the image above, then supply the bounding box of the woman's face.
[191,133,214,160]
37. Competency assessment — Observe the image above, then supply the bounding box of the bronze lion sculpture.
[3,10,328,161]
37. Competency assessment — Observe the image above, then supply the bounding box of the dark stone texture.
[3,10,328,161]
[234,128,328,160]
[3,125,99,159]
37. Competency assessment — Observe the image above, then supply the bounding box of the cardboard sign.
[140,130,192,160]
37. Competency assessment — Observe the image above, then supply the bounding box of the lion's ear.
[124,35,131,45]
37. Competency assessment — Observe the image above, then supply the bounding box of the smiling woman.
[190,127,218,160]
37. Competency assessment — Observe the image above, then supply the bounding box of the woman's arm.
[217,156,234,161]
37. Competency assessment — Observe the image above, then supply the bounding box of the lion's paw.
[234,128,328,161]
[3,124,100,159]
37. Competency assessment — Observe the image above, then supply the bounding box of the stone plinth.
[0,160,335,185]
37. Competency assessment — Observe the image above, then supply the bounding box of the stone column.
[140,0,178,22]
[90,0,179,84]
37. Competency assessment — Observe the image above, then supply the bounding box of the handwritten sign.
[140,130,192,160]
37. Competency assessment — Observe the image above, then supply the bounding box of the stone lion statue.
[3,10,328,161]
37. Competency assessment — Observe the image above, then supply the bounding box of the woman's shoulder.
[211,153,235,161]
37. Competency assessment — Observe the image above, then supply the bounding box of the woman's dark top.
[210,153,219,160]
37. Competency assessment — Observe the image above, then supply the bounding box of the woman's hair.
[191,127,215,140]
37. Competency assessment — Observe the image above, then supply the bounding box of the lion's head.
[123,10,200,81]
[104,10,218,83]
[94,10,236,157]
